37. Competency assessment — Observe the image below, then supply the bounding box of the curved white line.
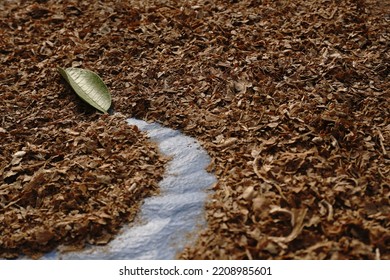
[43,118,216,259]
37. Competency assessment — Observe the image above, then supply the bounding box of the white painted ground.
[42,118,216,259]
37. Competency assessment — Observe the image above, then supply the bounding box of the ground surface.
[0,0,389,259]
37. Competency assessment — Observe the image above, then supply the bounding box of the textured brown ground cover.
[0,1,167,258]
[1,0,389,259]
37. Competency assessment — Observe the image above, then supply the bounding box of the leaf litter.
[1,0,389,259]
[0,113,166,259]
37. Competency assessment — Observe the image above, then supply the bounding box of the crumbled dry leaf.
[0,113,166,258]
[1,0,388,260]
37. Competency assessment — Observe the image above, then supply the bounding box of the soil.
[0,0,389,259]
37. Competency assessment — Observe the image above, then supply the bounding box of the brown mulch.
[0,1,167,258]
[1,0,389,259]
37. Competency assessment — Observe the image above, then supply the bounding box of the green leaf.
[58,67,112,113]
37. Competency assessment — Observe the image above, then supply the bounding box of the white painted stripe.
[41,118,216,260]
